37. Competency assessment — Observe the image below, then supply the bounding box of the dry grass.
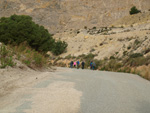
[7,43,49,69]
[136,65,150,80]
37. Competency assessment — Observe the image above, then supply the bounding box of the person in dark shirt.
[70,61,73,68]
[81,61,85,69]
[93,62,96,70]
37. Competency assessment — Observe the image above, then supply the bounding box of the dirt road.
[0,67,150,113]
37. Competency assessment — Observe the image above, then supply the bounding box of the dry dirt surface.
[0,67,82,113]
[0,67,150,113]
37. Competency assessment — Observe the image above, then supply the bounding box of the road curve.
[0,67,150,113]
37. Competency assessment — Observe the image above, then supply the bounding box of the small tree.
[130,6,141,15]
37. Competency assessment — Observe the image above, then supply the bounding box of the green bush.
[129,53,143,58]
[52,40,68,55]
[0,14,67,55]
[92,27,96,29]
[110,56,115,59]
[23,60,31,67]
[130,6,141,15]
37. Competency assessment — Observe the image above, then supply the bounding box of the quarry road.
[0,67,150,113]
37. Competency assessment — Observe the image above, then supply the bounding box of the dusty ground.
[0,67,150,113]
[0,67,41,98]
[0,67,82,113]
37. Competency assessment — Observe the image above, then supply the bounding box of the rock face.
[0,0,150,33]
[54,12,150,60]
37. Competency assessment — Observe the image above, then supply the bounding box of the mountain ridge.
[0,0,150,33]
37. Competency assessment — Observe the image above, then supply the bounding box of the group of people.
[70,61,85,69]
[70,60,96,70]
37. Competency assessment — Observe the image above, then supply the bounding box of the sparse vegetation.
[144,48,150,54]
[130,6,141,15]
[0,44,16,68]
[54,52,150,80]
[90,48,95,52]
[127,46,131,50]
[129,53,143,58]
[64,54,72,59]
[92,27,96,29]
[110,56,115,59]
[134,39,141,45]
[8,42,49,69]
[84,26,87,29]
[77,31,80,34]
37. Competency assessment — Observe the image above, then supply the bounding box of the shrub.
[110,56,115,59]
[33,52,45,67]
[144,48,150,54]
[111,25,114,28]
[52,40,68,55]
[127,46,131,50]
[84,26,87,29]
[0,14,67,55]
[23,60,31,67]
[90,48,95,52]
[129,53,143,58]
[115,52,119,55]
[77,31,80,34]
[123,51,127,56]
[134,39,140,45]
[92,27,96,29]
[130,6,141,15]
[105,59,122,71]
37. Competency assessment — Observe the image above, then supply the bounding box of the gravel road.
[0,67,150,113]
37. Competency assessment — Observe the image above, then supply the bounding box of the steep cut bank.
[0,0,150,33]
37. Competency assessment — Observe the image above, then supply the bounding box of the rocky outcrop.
[0,0,150,33]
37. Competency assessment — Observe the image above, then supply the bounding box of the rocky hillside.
[0,0,150,33]
[54,12,150,60]
[52,12,150,80]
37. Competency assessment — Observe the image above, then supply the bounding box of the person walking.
[70,61,73,68]
[73,61,76,68]
[93,62,96,70]
[76,60,80,69]
[81,61,85,69]
[90,61,93,70]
